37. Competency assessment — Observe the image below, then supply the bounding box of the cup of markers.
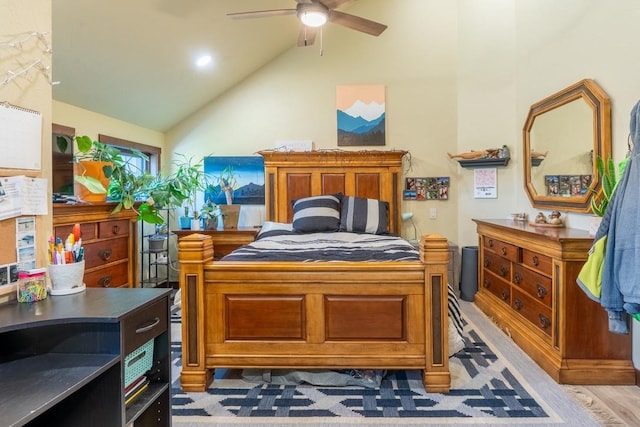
[48,225,86,295]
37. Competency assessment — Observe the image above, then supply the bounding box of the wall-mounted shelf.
[531,157,544,167]
[457,157,510,168]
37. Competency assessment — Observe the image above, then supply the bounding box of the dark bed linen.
[221,230,420,262]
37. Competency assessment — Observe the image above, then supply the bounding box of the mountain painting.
[203,156,264,205]
[336,85,386,146]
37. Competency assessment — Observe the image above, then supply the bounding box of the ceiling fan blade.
[227,9,296,20]
[297,25,318,47]
[322,0,356,10]
[328,10,387,36]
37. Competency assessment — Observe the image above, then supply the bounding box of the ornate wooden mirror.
[523,79,611,213]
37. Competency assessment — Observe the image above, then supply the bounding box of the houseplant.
[210,165,240,229]
[172,154,212,230]
[73,135,186,224]
[198,199,220,230]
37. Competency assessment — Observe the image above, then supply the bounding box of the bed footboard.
[178,233,451,393]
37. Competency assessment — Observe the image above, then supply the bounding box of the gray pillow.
[339,196,389,234]
[292,195,341,233]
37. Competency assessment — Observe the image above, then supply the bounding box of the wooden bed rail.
[178,233,451,393]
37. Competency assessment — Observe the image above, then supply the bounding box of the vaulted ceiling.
[52,0,375,132]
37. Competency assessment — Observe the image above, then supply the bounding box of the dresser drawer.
[521,249,552,275]
[512,264,553,308]
[483,236,519,262]
[83,237,128,269]
[481,270,511,305]
[84,262,129,288]
[511,288,552,337]
[98,219,130,238]
[483,251,512,280]
[123,297,168,356]
[55,222,96,241]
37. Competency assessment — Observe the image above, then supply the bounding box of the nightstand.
[174,227,259,259]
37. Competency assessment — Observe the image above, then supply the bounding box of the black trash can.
[460,246,478,302]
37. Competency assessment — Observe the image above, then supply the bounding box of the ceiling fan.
[227,0,387,47]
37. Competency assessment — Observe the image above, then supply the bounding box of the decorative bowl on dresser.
[473,219,634,385]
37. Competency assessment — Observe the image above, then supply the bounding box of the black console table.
[0,288,172,427]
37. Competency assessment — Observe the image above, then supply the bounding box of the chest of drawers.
[473,219,634,385]
[53,204,138,288]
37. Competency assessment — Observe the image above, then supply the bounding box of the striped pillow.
[339,196,389,234]
[292,195,341,233]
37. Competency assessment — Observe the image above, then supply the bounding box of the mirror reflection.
[523,79,611,213]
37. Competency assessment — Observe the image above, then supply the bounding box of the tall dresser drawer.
[521,249,552,275]
[483,251,512,280]
[481,270,511,304]
[512,264,553,308]
[99,219,130,238]
[84,262,129,288]
[511,288,552,337]
[483,236,519,262]
[83,237,129,269]
[55,223,97,241]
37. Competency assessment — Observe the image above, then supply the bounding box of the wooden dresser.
[53,203,138,288]
[473,219,634,385]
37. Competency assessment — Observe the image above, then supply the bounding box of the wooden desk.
[0,288,172,426]
[173,227,259,259]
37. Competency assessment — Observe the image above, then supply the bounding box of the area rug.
[170,302,602,426]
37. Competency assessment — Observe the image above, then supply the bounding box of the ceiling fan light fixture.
[297,4,328,27]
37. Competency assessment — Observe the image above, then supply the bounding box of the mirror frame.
[523,79,611,213]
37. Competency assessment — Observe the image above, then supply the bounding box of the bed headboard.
[258,150,408,234]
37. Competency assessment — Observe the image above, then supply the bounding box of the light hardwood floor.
[563,383,640,426]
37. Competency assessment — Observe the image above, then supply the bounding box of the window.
[98,134,161,175]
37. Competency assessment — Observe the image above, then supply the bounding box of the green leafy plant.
[212,165,238,205]
[73,135,184,224]
[172,154,212,219]
[590,156,628,217]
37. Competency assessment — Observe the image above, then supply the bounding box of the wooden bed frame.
[178,150,451,393]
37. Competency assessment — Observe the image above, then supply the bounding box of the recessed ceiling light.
[195,54,213,68]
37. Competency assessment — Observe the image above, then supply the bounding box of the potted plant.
[211,165,240,229]
[172,154,211,230]
[198,199,220,230]
[73,135,185,224]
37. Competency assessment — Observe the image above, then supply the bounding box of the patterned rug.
[170,302,601,426]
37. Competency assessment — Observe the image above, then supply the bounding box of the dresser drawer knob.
[98,276,112,287]
[501,247,507,256]
[483,278,491,288]
[514,272,522,284]
[532,255,539,266]
[484,259,490,268]
[514,298,523,310]
[99,248,113,261]
[112,224,121,235]
[136,317,161,334]
[500,290,508,300]
[539,314,551,329]
[536,284,548,299]
[500,265,508,276]
[488,239,494,248]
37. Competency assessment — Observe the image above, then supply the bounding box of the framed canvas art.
[336,85,386,146]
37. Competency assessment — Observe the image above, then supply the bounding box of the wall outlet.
[430,208,437,219]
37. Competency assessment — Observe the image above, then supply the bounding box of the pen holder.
[48,260,86,295]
